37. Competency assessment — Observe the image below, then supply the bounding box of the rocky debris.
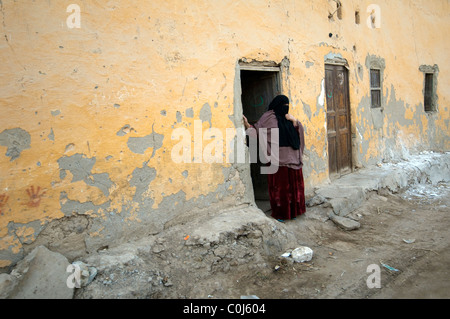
[0,274,15,299]
[1,246,73,299]
[71,261,97,287]
[303,206,332,222]
[280,246,314,263]
[329,213,361,231]
[77,248,171,299]
[316,186,366,217]
[306,194,327,207]
[185,206,294,250]
[291,246,314,263]
[73,206,298,299]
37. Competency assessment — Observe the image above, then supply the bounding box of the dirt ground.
[75,180,449,299]
[236,182,450,299]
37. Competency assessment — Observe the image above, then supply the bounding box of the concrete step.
[311,152,450,217]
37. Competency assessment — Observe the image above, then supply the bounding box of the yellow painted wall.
[1,0,449,268]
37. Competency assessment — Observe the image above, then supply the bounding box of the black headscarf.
[268,95,300,150]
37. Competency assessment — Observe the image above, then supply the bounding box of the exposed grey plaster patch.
[418,64,439,74]
[365,54,386,70]
[127,125,164,157]
[311,145,326,173]
[371,107,384,130]
[129,161,157,202]
[176,111,182,123]
[86,173,113,196]
[160,110,167,116]
[355,94,380,166]
[57,160,158,251]
[59,169,67,180]
[60,192,110,217]
[301,100,312,121]
[200,103,212,128]
[48,128,55,141]
[0,128,31,161]
[182,170,188,178]
[8,220,44,245]
[57,153,113,196]
[281,57,292,101]
[58,154,96,182]
[56,181,132,254]
[355,82,427,166]
[125,164,248,236]
[386,84,415,127]
[324,52,349,67]
[51,110,61,116]
[0,234,24,271]
[126,162,162,234]
[185,107,194,118]
[114,104,121,109]
[229,62,243,129]
[305,61,314,68]
[163,165,251,229]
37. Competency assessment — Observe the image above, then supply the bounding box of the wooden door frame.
[325,63,353,180]
[239,64,283,97]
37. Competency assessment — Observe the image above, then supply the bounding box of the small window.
[419,64,438,113]
[370,69,381,108]
[424,73,435,112]
[355,10,360,24]
[336,1,343,20]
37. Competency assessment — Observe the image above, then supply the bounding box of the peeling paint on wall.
[127,126,164,157]
[0,128,31,161]
[199,103,212,128]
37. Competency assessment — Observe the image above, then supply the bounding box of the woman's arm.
[243,115,252,129]
[285,114,299,127]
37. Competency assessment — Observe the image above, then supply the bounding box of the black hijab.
[268,95,300,150]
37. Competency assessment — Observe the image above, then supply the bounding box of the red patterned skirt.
[268,166,306,220]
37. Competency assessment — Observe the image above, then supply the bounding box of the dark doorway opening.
[240,68,281,212]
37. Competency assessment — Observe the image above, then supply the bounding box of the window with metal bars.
[370,69,381,108]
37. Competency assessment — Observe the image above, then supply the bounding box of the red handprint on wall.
[0,194,9,215]
[26,186,46,208]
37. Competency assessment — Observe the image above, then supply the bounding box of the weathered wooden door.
[325,64,352,179]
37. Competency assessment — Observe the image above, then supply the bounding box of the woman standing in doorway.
[243,95,306,222]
